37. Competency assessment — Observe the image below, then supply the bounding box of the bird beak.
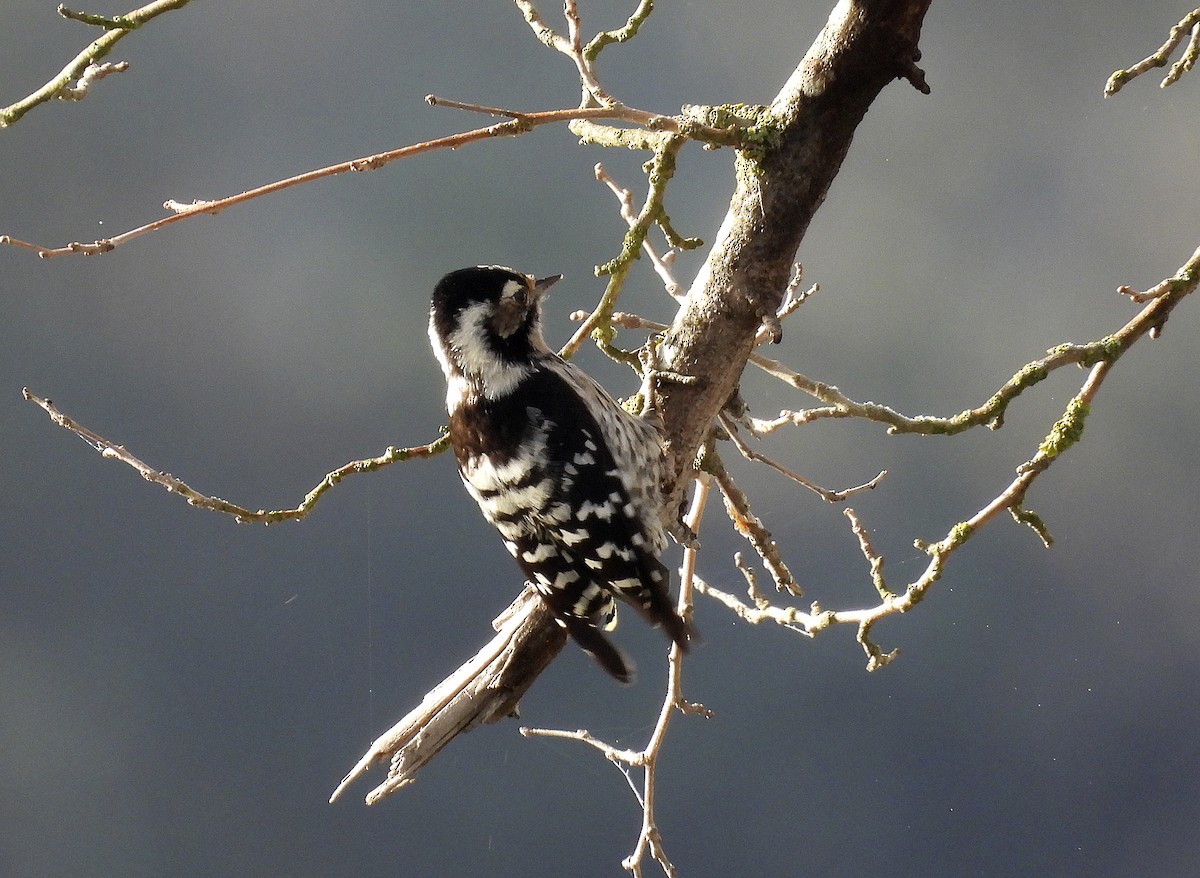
[533,274,562,298]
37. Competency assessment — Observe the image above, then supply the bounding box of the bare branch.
[423,94,531,119]
[693,575,818,633]
[745,239,1200,435]
[21,388,447,523]
[3,104,650,258]
[2,100,740,259]
[691,233,1200,669]
[719,411,887,503]
[594,163,686,300]
[513,0,617,106]
[58,60,130,101]
[562,134,691,358]
[0,0,191,128]
[703,449,803,597]
[1105,7,1200,95]
[511,0,570,53]
[824,243,1200,667]
[519,726,645,765]
[755,265,818,345]
[843,508,891,600]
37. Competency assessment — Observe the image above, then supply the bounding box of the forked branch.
[21,388,448,524]
[0,0,192,128]
[693,241,1200,669]
[1105,7,1200,94]
[0,103,740,259]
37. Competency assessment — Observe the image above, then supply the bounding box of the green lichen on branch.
[596,134,691,277]
[1010,504,1053,548]
[1105,8,1200,95]
[752,324,1137,439]
[912,520,970,573]
[681,102,783,158]
[1,0,192,128]
[569,119,673,151]
[59,6,140,29]
[656,210,702,251]
[583,0,655,61]
[1037,396,1091,461]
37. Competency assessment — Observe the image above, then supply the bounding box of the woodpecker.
[427,265,694,682]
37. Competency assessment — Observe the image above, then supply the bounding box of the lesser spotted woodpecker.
[428,265,695,682]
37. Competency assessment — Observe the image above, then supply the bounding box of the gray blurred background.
[3,2,1198,876]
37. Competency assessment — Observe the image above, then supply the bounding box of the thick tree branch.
[657,0,931,508]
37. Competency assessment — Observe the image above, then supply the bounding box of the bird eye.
[512,288,529,307]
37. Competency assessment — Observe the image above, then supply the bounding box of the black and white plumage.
[428,265,694,682]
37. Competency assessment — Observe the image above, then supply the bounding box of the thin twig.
[843,508,891,600]
[584,0,656,61]
[21,388,447,523]
[719,411,886,503]
[58,61,130,100]
[595,163,685,300]
[693,574,817,633]
[0,0,191,128]
[562,135,690,358]
[514,0,613,106]
[1105,7,1200,95]
[2,102,734,259]
[518,726,645,765]
[703,449,803,597]
[756,265,818,344]
[424,94,529,118]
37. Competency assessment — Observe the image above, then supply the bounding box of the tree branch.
[21,388,448,523]
[0,0,192,128]
[1105,7,1200,95]
[521,477,713,877]
[1,100,743,259]
[656,0,932,511]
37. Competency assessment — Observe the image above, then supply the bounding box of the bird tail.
[559,614,635,684]
[622,557,700,655]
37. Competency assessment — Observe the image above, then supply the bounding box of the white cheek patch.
[500,279,525,298]
[446,301,531,398]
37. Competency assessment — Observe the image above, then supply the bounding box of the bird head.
[428,265,562,388]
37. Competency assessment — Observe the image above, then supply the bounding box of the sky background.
[3,2,1199,876]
